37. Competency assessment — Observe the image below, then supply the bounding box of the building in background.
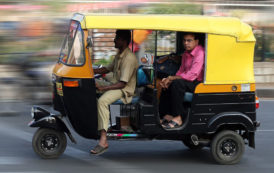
[0,0,273,102]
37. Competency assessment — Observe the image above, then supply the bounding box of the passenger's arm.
[170,55,181,64]
[156,54,181,64]
[168,75,181,81]
[160,75,181,89]
[156,56,169,64]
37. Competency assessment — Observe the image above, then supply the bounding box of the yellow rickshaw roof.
[74,13,255,42]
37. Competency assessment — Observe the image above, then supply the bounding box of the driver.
[90,30,138,155]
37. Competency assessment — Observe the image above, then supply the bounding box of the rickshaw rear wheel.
[211,130,245,165]
[32,128,67,159]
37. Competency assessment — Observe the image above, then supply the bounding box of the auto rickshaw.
[29,13,260,164]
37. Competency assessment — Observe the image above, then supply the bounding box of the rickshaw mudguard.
[29,115,76,144]
[207,112,256,133]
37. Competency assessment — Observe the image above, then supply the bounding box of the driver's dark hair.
[116,30,131,46]
[183,32,205,46]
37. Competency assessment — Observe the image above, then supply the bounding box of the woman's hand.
[160,77,172,89]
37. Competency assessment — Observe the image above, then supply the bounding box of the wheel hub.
[220,139,237,156]
[41,134,59,151]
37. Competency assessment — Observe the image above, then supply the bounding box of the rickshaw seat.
[112,92,192,105]
[112,96,140,105]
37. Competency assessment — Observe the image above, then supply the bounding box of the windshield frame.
[58,20,86,67]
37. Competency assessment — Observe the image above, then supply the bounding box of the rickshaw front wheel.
[211,130,245,165]
[32,128,67,159]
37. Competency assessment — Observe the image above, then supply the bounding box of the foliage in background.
[95,3,203,65]
[93,57,113,66]
[145,4,203,15]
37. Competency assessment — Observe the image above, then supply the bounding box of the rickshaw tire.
[211,130,245,165]
[32,128,67,159]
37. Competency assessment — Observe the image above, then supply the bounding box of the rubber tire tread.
[32,128,67,159]
[211,130,245,165]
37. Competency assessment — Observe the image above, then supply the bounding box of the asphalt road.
[0,100,273,173]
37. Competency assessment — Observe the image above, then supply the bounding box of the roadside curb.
[256,89,274,98]
[0,112,18,116]
[0,101,26,116]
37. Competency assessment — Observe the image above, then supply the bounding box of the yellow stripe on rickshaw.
[194,83,256,93]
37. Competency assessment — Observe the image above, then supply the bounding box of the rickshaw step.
[106,133,145,139]
[112,93,192,105]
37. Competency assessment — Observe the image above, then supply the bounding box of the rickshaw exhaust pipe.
[191,134,199,145]
[191,134,210,146]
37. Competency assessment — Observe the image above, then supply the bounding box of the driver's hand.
[96,85,105,92]
[95,83,103,91]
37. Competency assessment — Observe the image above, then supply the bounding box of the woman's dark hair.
[116,30,131,46]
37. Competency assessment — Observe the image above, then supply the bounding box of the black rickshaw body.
[29,13,259,163]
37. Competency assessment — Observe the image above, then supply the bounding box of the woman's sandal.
[165,120,182,130]
[161,119,170,127]
[90,145,109,155]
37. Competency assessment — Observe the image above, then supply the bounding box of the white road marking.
[0,157,24,165]
[0,122,152,173]
[0,123,33,142]
[258,99,274,101]
[0,172,51,173]
[0,120,273,172]
[258,130,274,132]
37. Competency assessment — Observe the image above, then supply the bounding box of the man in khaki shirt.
[90,30,138,155]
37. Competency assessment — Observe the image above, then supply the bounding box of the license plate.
[56,82,63,96]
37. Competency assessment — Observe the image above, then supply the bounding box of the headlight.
[31,107,35,118]
[52,74,56,82]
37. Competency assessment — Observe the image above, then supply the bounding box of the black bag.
[155,57,180,78]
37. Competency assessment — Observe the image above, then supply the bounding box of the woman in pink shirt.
[159,32,205,130]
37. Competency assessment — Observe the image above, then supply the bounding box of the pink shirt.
[176,45,205,82]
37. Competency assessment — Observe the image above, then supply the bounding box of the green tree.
[145,4,203,15]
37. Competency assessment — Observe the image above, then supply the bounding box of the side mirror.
[86,36,93,48]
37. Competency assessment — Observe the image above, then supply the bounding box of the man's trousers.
[159,79,199,118]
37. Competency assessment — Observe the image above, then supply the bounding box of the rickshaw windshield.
[59,20,85,65]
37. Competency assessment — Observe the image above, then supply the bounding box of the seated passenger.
[159,32,205,130]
